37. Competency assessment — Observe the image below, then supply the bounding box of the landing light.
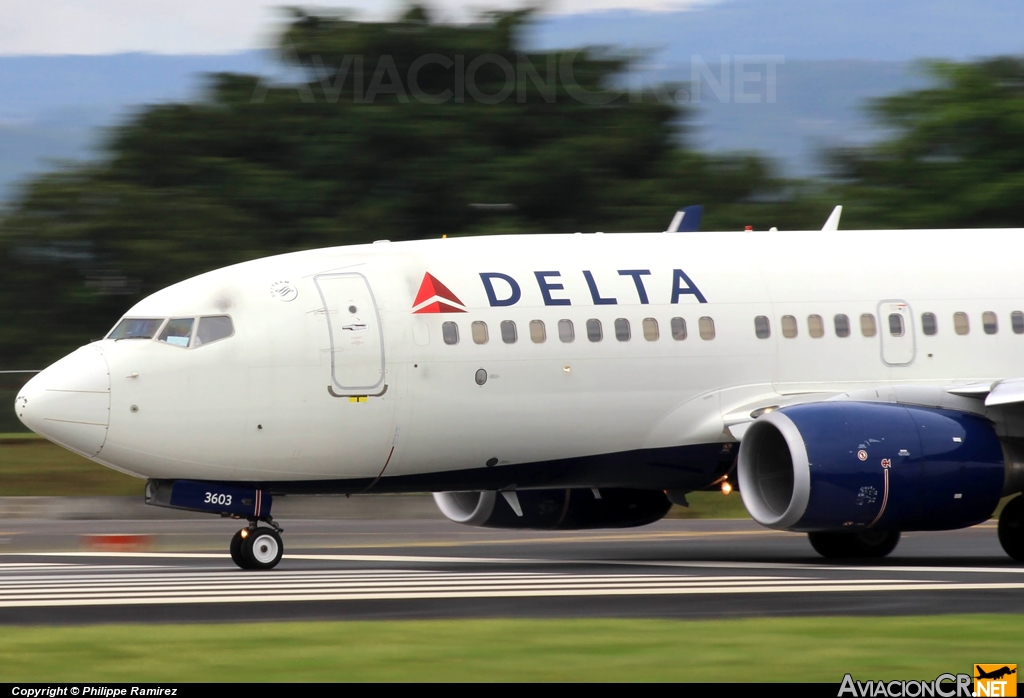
[750,405,779,419]
[240,529,249,539]
[721,481,733,496]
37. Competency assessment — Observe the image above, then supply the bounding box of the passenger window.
[558,319,575,343]
[922,312,937,336]
[670,317,687,340]
[781,315,797,338]
[158,318,194,347]
[754,316,771,339]
[642,318,659,341]
[1013,311,1024,335]
[954,312,969,335]
[471,321,489,344]
[807,315,824,338]
[195,316,234,346]
[860,314,877,337]
[614,318,630,341]
[500,320,517,344]
[586,319,603,342]
[888,313,904,337]
[834,314,850,338]
[108,318,165,340]
[983,311,998,335]
[699,317,715,340]
[529,320,546,344]
[442,321,459,345]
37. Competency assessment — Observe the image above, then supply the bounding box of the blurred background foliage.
[1,6,1022,413]
[826,57,1024,230]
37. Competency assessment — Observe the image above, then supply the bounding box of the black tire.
[808,530,900,559]
[230,529,250,570]
[998,495,1024,562]
[807,531,847,558]
[241,527,283,570]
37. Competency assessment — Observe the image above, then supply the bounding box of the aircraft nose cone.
[16,346,111,457]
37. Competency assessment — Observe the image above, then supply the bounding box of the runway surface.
[0,518,1022,623]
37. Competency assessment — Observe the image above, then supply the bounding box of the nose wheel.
[230,520,284,570]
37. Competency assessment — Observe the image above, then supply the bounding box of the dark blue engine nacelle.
[737,402,1007,532]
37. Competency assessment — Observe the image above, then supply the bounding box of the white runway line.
[10,552,545,564]
[0,564,1021,608]
[640,560,1024,575]
[9,551,1024,576]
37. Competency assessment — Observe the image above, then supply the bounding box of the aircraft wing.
[722,380,1024,441]
[948,378,1024,407]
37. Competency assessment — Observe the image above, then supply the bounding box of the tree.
[0,6,785,370]
[827,58,1024,229]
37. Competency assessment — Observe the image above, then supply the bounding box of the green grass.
[0,438,143,496]
[667,490,750,518]
[0,615,1016,682]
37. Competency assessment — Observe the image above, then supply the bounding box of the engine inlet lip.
[737,410,812,529]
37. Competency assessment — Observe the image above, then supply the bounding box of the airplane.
[13,214,1024,569]
[975,667,1017,681]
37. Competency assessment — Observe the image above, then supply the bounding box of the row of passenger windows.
[441,317,714,345]
[440,310,1024,346]
[755,311,1024,339]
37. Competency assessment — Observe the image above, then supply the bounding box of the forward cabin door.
[878,300,915,366]
[315,273,386,393]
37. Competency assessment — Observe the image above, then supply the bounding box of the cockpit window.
[158,318,194,347]
[108,318,165,340]
[195,316,234,346]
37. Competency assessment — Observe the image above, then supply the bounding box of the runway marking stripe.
[640,560,1024,574]
[0,569,790,581]
[0,576,828,593]
[10,552,1024,577]
[0,566,1007,610]
[9,552,543,564]
[2,582,1024,608]
[0,578,903,598]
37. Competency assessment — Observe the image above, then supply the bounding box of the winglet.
[822,205,842,231]
[666,205,704,233]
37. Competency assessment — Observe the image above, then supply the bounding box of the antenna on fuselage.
[822,205,843,231]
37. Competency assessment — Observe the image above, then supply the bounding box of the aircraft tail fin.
[666,205,704,233]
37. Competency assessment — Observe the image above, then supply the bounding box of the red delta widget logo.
[410,268,708,312]
[412,273,467,314]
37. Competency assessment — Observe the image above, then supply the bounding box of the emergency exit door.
[878,300,915,366]
[315,273,385,391]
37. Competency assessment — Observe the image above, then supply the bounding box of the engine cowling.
[737,402,1006,532]
[433,488,672,530]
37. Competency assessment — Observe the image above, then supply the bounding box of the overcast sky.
[0,0,712,55]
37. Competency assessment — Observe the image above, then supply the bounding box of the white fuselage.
[15,228,1024,490]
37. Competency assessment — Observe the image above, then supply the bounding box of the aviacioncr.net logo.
[839,673,973,697]
[975,665,1017,697]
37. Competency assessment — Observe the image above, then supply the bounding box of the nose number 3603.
[204,492,233,506]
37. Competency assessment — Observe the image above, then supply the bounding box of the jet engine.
[737,402,1014,534]
[433,488,672,530]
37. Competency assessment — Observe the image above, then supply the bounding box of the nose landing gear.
[143,480,284,569]
[230,518,284,570]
